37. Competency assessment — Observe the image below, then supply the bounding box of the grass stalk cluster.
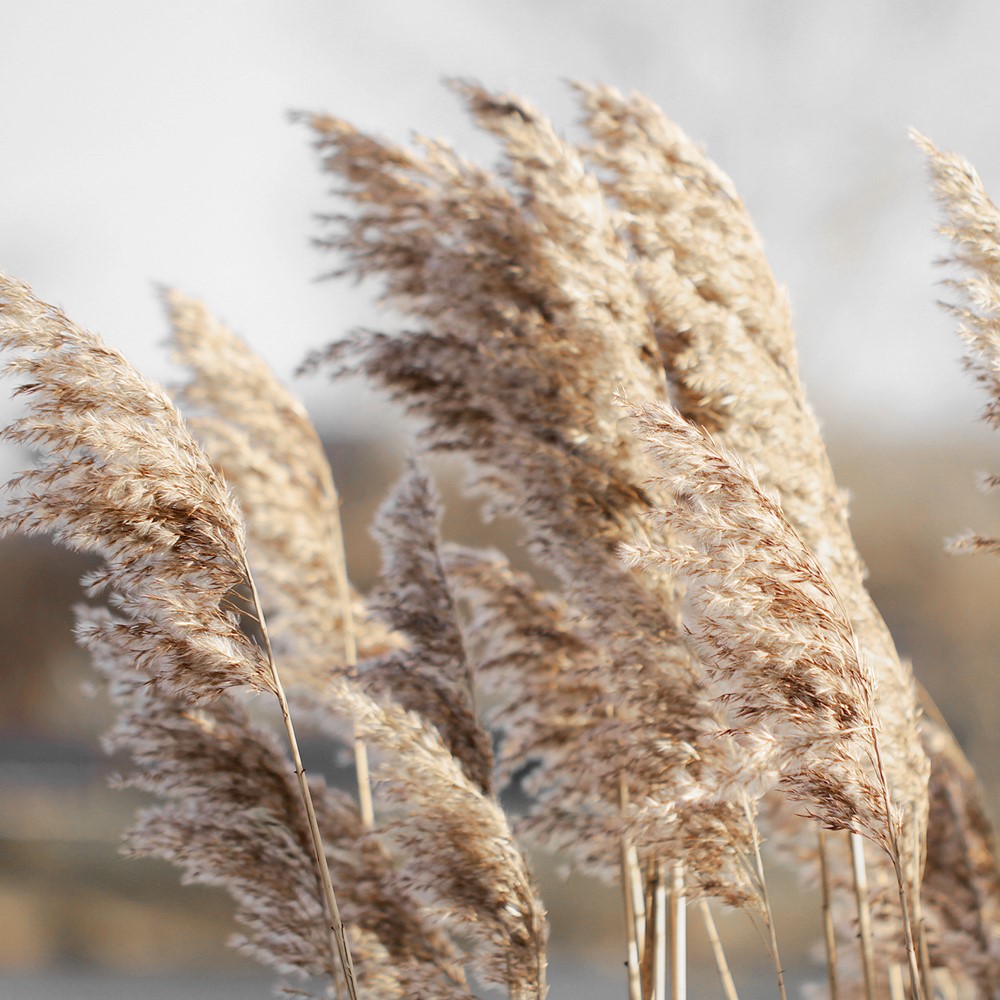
[1,83,999,999]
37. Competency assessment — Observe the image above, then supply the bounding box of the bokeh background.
[2,3,1000,997]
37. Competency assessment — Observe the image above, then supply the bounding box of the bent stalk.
[244,559,359,1000]
[850,832,877,1000]
[669,863,686,1000]
[654,863,667,1000]
[699,899,739,1000]
[818,830,839,1000]
[320,458,375,830]
[748,807,786,1000]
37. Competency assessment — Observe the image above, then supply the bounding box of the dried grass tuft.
[2,83,999,1000]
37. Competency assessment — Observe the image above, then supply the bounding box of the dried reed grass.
[1,83,999,1000]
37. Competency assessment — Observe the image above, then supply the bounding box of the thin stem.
[911,824,933,999]
[352,736,374,828]
[817,830,839,1000]
[669,863,686,1000]
[642,862,657,998]
[698,899,739,1000]
[889,850,926,1000]
[746,800,787,1000]
[618,777,643,1000]
[868,728,925,1000]
[889,964,906,1000]
[849,832,877,1000]
[628,843,648,961]
[244,557,359,1000]
[654,864,667,1000]
[320,462,375,830]
[936,968,960,1000]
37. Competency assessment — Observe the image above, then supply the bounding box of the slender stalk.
[628,842,648,960]
[320,461,375,829]
[889,964,906,1000]
[849,832,877,1000]
[351,738,374,828]
[936,968,960,1000]
[698,899,738,1000]
[653,863,667,1000]
[669,863,686,1000]
[888,850,927,1000]
[618,775,644,1000]
[868,732,926,1000]
[911,825,933,999]
[817,830,839,1000]
[244,558,360,1000]
[620,841,644,1000]
[746,801,787,1000]
[643,862,657,998]
[916,903,933,996]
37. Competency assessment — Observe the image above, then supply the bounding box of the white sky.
[3,1,1000,448]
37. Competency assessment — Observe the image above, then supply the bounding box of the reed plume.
[0,274,269,702]
[165,294,547,995]
[918,131,1000,553]
[354,459,547,994]
[445,546,758,906]
[90,615,468,998]
[166,289,397,691]
[305,82,762,913]
[577,82,929,869]
[363,460,494,795]
[917,130,1000,995]
[324,675,548,998]
[0,273,359,996]
[921,707,1000,997]
[623,396,896,848]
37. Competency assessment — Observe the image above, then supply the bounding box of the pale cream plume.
[0,274,269,702]
[327,676,549,999]
[917,131,1000,550]
[166,289,398,691]
[624,396,898,851]
[446,546,758,908]
[305,83,761,906]
[0,273,360,995]
[920,705,1000,996]
[578,84,929,872]
[917,130,1000,993]
[365,460,494,795]
[90,613,470,998]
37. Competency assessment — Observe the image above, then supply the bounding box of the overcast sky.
[3,1,1000,451]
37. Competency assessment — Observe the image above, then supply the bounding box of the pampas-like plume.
[0,273,358,996]
[166,289,398,690]
[326,675,549,999]
[579,86,939,990]
[90,613,470,998]
[920,705,1000,997]
[365,461,494,795]
[0,274,268,701]
[917,131,1000,554]
[625,394,933,992]
[445,545,758,909]
[305,82,761,906]
[624,396,896,851]
[577,83,929,869]
[916,132,1000,990]
[575,82,797,390]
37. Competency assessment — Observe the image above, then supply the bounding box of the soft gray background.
[3,1,1000,448]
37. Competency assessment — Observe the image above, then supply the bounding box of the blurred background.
[2,2,1000,997]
